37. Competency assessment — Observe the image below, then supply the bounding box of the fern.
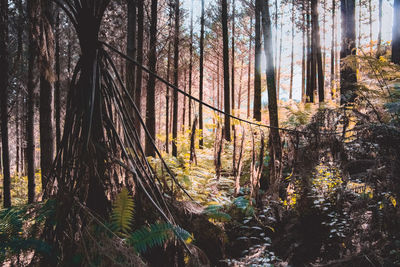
[128,222,192,254]
[202,205,232,222]
[111,188,134,235]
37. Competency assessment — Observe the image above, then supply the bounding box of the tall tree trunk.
[306,1,313,102]
[126,0,137,122]
[392,0,400,64]
[331,0,336,99]
[39,0,55,193]
[222,0,231,141]
[0,0,11,208]
[188,0,193,127]
[231,0,235,116]
[182,68,187,132]
[27,0,39,204]
[301,1,306,102]
[172,0,180,156]
[55,8,61,151]
[166,42,171,153]
[368,0,372,54]
[135,0,144,139]
[377,0,383,57]
[145,0,158,156]
[276,10,283,99]
[261,0,282,195]
[340,0,357,104]
[247,15,252,118]
[199,0,204,148]
[254,0,261,121]
[289,0,295,100]
[312,0,324,103]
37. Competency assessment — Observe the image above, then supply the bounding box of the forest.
[1,0,400,266]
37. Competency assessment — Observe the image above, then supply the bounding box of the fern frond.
[111,188,134,235]
[128,222,193,254]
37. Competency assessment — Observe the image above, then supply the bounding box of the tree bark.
[393,0,400,64]
[145,0,158,157]
[135,0,144,139]
[188,0,193,127]
[39,0,55,193]
[331,0,336,99]
[55,8,61,152]
[172,0,180,156]
[340,0,357,104]
[247,15,252,118]
[0,0,11,208]
[126,0,136,122]
[289,0,295,100]
[27,0,39,204]
[222,0,231,141]
[199,0,204,148]
[377,0,383,58]
[254,0,261,121]
[261,0,282,194]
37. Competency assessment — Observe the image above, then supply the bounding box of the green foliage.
[0,200,55,263]
[111,188,134,235]
[128,222,192,254]
[202,205,232,222]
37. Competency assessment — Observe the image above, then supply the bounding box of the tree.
[39,0,55,193]
[188,0,193,126]
[377,0,383,58]
[340,0,357,104]
[126,0,136,120]
[135,0,144,139]
[393,0,400,64]
[27,0,39,203]
[253,0,261,121]
[145,0,158,157]
[289,0,295,100]
[261,0,281,194]
[222,0,231,141]
[199,0,205,148]
[0,0,11,208]
[172,0,180,156]
[331,0,336,98]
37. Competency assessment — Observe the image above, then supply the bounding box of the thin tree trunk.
[331,0,336,99]
[172,0,180,156]
[289,0,295,100]
[188,0,193,127]
[27,0,38,203]
[199,0,205,148]
[145,0,158,156]
[182,68,187,132]
[165,41,171,153]
[312,0,324,103]
[254,0,261,121]
[276,10,283,99]
[55,8,61,151]
[135,0,144,140]
[222,0,231,141]
[231,0,235,117]
[247,15,252,118]
[368,0,372,55]
[127,0,137,121]
[377,0,383,57]
[0,0,11,207]
[301,1,306,102]
[39,0,55,193]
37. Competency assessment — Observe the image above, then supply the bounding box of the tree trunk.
[222,0,231,141]
[301,1,306,102]
[254,0,261,121]
[126,0,136,119]
[172,0,180,156]
[340,0,357,104]
[261,0,282,194]
[289,0,295,100]
[199,0,204,148]
[368,0,372,55]
[247,15,252,118]
[0,0,11,208]
[165,40,171,153]
[231,0,235,117]
[331,0,336,99]
[392,0,400,64]
[377,0,383,58]
[276,9,283,100]
[135,0,144,139]
[312,0,324,103]
[55,8,61,151]
[39,0,55,193]
[188,0,193,127]
[145,0,158,157]
[27,0,39,204]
